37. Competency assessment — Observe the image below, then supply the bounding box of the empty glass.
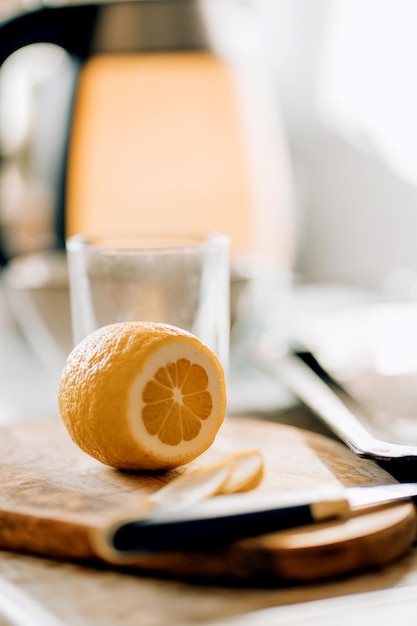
[66,232,230,368]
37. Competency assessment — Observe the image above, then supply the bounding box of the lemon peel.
[144,449,264,512]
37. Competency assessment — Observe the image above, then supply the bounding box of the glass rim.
[66,231,230,254]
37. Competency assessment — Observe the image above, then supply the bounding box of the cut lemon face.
[141,358,213,445]
[58,322,227,470]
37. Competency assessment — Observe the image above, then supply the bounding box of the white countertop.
[0,276,61,422]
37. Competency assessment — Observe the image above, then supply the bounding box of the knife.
[95,483,417,559]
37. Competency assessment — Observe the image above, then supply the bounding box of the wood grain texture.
[0,416,415,582]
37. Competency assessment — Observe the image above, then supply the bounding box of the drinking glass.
[65,232,230,368]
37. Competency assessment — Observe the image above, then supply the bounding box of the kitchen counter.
[2,276,417,625]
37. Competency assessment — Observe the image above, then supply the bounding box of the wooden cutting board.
[0,416,415,583]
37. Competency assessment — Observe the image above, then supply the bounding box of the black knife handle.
[110,504,315,554]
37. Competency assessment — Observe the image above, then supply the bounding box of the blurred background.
[2,0,417,435]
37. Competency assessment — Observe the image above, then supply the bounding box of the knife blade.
[96,483,417,558]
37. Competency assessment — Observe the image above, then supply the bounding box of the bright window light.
[316,0,417,187]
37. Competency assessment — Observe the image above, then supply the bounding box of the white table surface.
[0,277,61,423]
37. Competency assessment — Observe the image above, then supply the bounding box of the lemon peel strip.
[219,449,264,494]
[144,449,264,513]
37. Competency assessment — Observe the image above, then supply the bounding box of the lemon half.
[58,322,227,470]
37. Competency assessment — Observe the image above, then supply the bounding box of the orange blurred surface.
[66,52,255,255]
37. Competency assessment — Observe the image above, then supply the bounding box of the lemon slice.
[58,321,227,470]
[145,449,264,512]
[219,449,264,494]
[144,464,232,512]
